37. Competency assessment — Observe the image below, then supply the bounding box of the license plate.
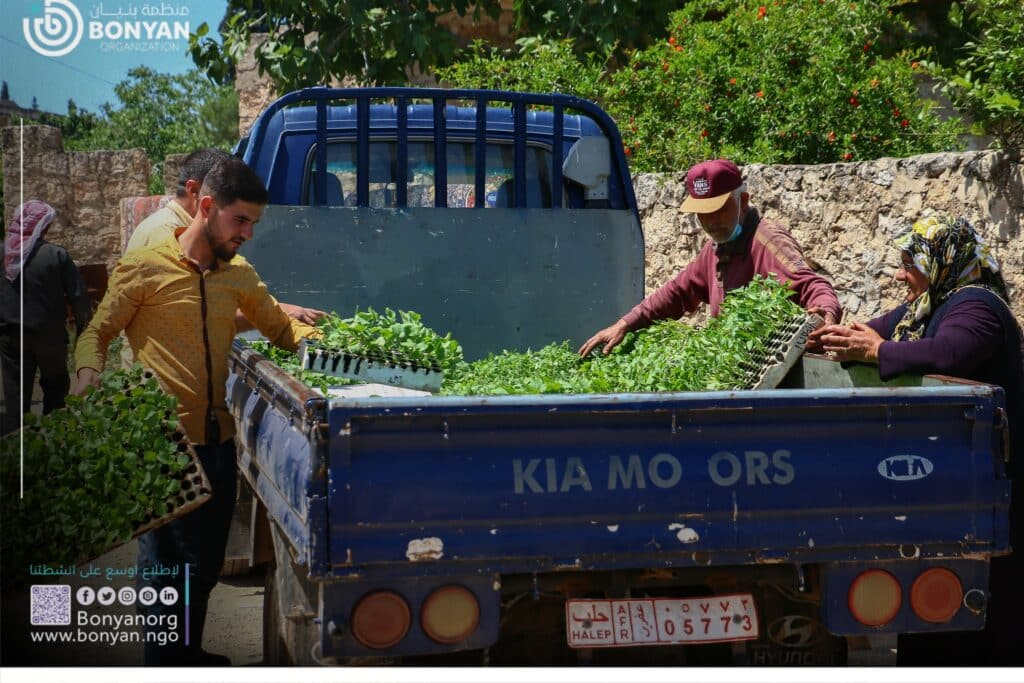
[565,593,759,648]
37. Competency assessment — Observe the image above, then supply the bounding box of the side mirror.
[562,137,610,201]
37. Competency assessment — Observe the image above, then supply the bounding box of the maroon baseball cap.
[681,159,743,213]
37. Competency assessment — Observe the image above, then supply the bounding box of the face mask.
[712,223,743,244]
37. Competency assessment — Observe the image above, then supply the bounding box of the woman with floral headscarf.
[812,213,1024,664]
[0,200,92,434]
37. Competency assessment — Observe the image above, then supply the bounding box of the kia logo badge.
[878,455,934,481]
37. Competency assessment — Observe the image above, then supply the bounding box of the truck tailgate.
[325,386,1010,575]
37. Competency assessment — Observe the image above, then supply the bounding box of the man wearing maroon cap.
[579,159,841,356]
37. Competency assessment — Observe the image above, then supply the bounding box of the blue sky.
[1,0,228,115]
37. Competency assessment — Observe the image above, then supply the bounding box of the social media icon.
[137,587,158,606]
[97,587,117,606]
[159,587,178,606]
[118,587,137,606]
[76,586,96,606]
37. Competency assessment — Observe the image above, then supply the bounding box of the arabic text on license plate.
[565,593,759,648]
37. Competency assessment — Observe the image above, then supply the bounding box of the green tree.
[925,0,1024,148]
[190,1,504,90]
[189,1,684,92]
[436,40,609,103]
[510,0,679,63]
[64,67,239,193]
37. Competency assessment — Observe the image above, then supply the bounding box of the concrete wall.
[634,149,1024,324]
[1,124,150,270]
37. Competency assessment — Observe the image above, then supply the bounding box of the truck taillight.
[421,585,480,644]
[351,591,411,649]
[910,568,962,623]
[848,569,902,627]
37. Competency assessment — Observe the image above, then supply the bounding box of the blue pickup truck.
[225,88,1011,665]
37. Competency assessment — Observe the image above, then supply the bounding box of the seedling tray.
[298,338,445,392]
[85,369,213,561]
[741,313,823,390]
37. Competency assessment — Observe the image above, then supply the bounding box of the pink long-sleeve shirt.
[621,209,841,329]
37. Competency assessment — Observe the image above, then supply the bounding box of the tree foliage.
[189,1,682,91]
[924,0,1024,148]
[190,0,504,89]
[440,1,963,171]
[33,68,238,194]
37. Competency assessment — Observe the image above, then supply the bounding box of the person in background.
[0,200,92,434]
[126,147,326,327]
[72,158,321,666]
[811,214,1024,665]
[579,158,841,357]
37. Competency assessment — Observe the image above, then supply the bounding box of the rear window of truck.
[304,140,561,208]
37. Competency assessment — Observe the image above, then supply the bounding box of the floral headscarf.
[4,200,57,282]
[891,214,1008,341]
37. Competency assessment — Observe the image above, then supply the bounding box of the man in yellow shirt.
[126,147,325,324]
[73,157,319,666]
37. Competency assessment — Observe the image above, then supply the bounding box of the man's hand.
[815,321,883,363]
[71,367,101,396]
[280,302,328,325]
[578,320,630,358]
[804,307,838,351]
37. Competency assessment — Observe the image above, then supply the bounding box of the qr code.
[30,585,72,626]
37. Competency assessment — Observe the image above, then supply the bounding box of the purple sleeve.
[866,307,905,338]
[876,300,1004,380]
[620,244,712,331]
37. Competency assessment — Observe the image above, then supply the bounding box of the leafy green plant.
[314,308,464,372]
[436,39,609,102]
[244,308,463,391]
[244,340,338,395]
[442,276,804,395]
[0,366,194,579]
[924,0,1024,148]
[606,0,962,171]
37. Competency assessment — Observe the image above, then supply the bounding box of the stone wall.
[1,125,150,270]
[634,149,1024,324]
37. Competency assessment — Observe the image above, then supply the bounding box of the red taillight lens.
[848,569,902,627]
[421,585,480,644]
[910,568,963,623]
[351,591,411,649]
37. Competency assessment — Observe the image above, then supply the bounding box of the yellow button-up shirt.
[76,229,319,444]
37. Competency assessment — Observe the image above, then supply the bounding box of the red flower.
[701,129,709,138]
[892,108,901,117]
[827,131,837,143]
[900,119,909,128]
[668,36,676,45]
[729,77,737,85]
[910,61,920,69]
[758,6,767,19]
[756,90,764,98]
[862,42,871,52]
[624,146,632,156]
[842,153,853,161]
[849,97,859,107]
[662,61,670,72]
[704,104,712,112]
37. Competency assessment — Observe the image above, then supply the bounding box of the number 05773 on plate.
[565,593,759,648]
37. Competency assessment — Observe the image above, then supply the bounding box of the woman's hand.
[817,321,884,363]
